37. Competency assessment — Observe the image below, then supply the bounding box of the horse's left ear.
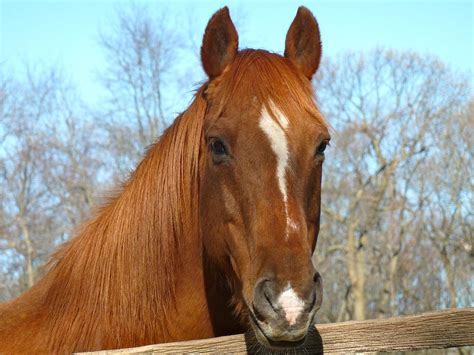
[284,6,322,79]
[201,7,239,79]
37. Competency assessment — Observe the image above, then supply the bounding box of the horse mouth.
[248,309,307,350]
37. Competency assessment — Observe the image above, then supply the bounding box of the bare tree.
[314,49,471,322]
[0,66,104,300]
[422,100,473,309]
[0,5,196,300]
[97,4,187,177]
[1,67,59,295]
[1,5,196,300]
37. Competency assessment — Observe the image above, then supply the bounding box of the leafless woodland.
[1,7,472,329]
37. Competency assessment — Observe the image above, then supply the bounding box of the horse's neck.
[1,93,244,351]
[1,193,211,351]
[201,250,248,336]
[9,161,207,349]
[48,151,206,337]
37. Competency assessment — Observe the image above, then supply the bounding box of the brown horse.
[0,6,330,353]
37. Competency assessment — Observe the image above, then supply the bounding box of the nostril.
[253,277,279,321]
[263,290,278,313]
[313,271,322,284]
[312,271,323,311]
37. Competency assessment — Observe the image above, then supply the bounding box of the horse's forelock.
[206,49,327,129]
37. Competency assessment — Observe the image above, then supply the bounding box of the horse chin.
[248,312,307,351]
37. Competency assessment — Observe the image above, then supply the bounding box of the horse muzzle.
[249,272,323,349]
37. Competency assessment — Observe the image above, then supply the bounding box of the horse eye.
[209,138,228,156]
[316,141,329,156]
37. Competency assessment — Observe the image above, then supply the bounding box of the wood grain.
[84,308,474,354]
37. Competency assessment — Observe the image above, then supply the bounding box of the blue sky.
[1,0,472,106]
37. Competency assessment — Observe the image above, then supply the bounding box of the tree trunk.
[440,245,457,308]
[347,223,367,321]
[19,216,35,288]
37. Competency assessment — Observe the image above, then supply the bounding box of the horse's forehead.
[262,100,290,128]
[252,99,309,143]
[217,95,322,147]
[225,97,303,130]
[223,99,311,153]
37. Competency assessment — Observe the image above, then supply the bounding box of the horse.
[0,6,330,353]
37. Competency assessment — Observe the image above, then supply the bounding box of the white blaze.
[277,285,305,326]
[259,101,291,238]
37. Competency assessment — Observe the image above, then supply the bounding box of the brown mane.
[0,86,207,351]
[207,50,327,129]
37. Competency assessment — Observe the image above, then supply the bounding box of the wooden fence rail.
[88,308,473,354]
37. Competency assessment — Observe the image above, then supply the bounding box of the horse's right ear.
[201,7,238,79]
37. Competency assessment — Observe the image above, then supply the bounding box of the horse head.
[199,7,329,349]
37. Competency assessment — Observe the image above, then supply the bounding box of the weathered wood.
[86,308,474,354]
